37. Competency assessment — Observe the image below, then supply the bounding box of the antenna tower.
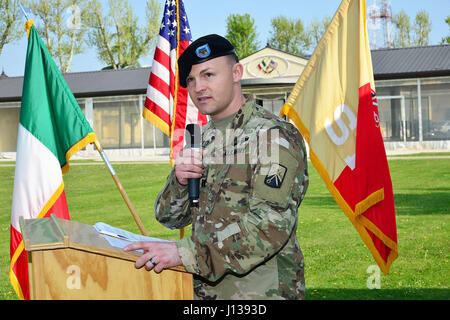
[367,0,393,49]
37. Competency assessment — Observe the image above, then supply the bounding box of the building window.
[76,98,85,115]
[0,103,20,152]
[93,96,142,149]
[376,79,419,142]
[420,78,450,141]
[91,95,169,150]
[143,120,169,148]
[375,77,450,142]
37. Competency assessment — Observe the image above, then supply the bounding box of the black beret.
[178,34,236,88]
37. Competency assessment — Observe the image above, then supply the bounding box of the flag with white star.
[144,0,208,165]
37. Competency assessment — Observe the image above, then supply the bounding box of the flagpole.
[19,3,30,21]
[94,139,149,236]
[175,0,185,240]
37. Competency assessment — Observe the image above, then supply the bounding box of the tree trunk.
[95,9,117,69]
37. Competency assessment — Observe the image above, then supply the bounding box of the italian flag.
[9,21,97,300]
[257,60,267,70]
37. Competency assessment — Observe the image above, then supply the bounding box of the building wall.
[0,95,170,160]
[240,47,308,80]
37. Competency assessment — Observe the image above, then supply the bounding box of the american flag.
[143,0,207,164]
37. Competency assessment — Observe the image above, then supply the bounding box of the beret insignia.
[196,44,211,59]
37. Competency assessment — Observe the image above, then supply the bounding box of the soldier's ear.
[232,63,243,84]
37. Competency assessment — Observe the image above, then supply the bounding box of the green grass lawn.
[0,158,449,300]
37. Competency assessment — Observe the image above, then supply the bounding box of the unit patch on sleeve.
[264,163,287,188]
[253,147,298,205]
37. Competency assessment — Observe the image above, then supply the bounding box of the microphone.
[185,123,201,207]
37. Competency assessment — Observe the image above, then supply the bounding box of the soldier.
[124,34,309,300]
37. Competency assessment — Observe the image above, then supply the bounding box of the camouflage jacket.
[155,100,309,300]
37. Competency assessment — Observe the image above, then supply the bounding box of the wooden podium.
[20,215,193,300]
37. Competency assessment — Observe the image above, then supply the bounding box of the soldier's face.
[186,56,242,120]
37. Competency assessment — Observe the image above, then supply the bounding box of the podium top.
[20,215,187,273]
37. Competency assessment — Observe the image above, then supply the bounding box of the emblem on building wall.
[257,58,278,74]
[242,51,306,79]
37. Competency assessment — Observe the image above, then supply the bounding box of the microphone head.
[185,123,201,148]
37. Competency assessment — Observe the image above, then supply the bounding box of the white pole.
[401,96,407,143]
[139,95,144,157]
[417,79,423,143]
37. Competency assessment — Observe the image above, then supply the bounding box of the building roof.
[0,67,151,102]
[372,45,450,80]
[1,45,449,102]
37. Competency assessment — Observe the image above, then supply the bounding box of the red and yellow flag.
[281,0,398,273]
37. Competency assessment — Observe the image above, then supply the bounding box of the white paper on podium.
[94,222,170,252]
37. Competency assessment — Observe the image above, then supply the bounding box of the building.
[0,44,449,160]
[0,67,169,160]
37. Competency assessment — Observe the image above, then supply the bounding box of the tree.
[307,16,331,53]
[85,0,161,70]
[392,10,412,48]
[225,13,258,59]
[0,0,22,57]
[413,10,431,46]
[442,16,450,44]
[392,9,432,48]
[268,15,310,56]
[26,0,88,73]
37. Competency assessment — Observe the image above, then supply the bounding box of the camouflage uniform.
[155,100,309,299]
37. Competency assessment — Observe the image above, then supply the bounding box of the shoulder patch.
[253,148,299,205]
[264,163,287,188]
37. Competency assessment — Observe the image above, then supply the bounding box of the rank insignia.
[264,163,287,188]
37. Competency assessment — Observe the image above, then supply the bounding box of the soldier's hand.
[174,148,204,186]
[123,241,182,273]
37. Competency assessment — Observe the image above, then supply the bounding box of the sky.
[1,0,449,77]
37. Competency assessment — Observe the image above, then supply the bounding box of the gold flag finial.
[24,20,35,39]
